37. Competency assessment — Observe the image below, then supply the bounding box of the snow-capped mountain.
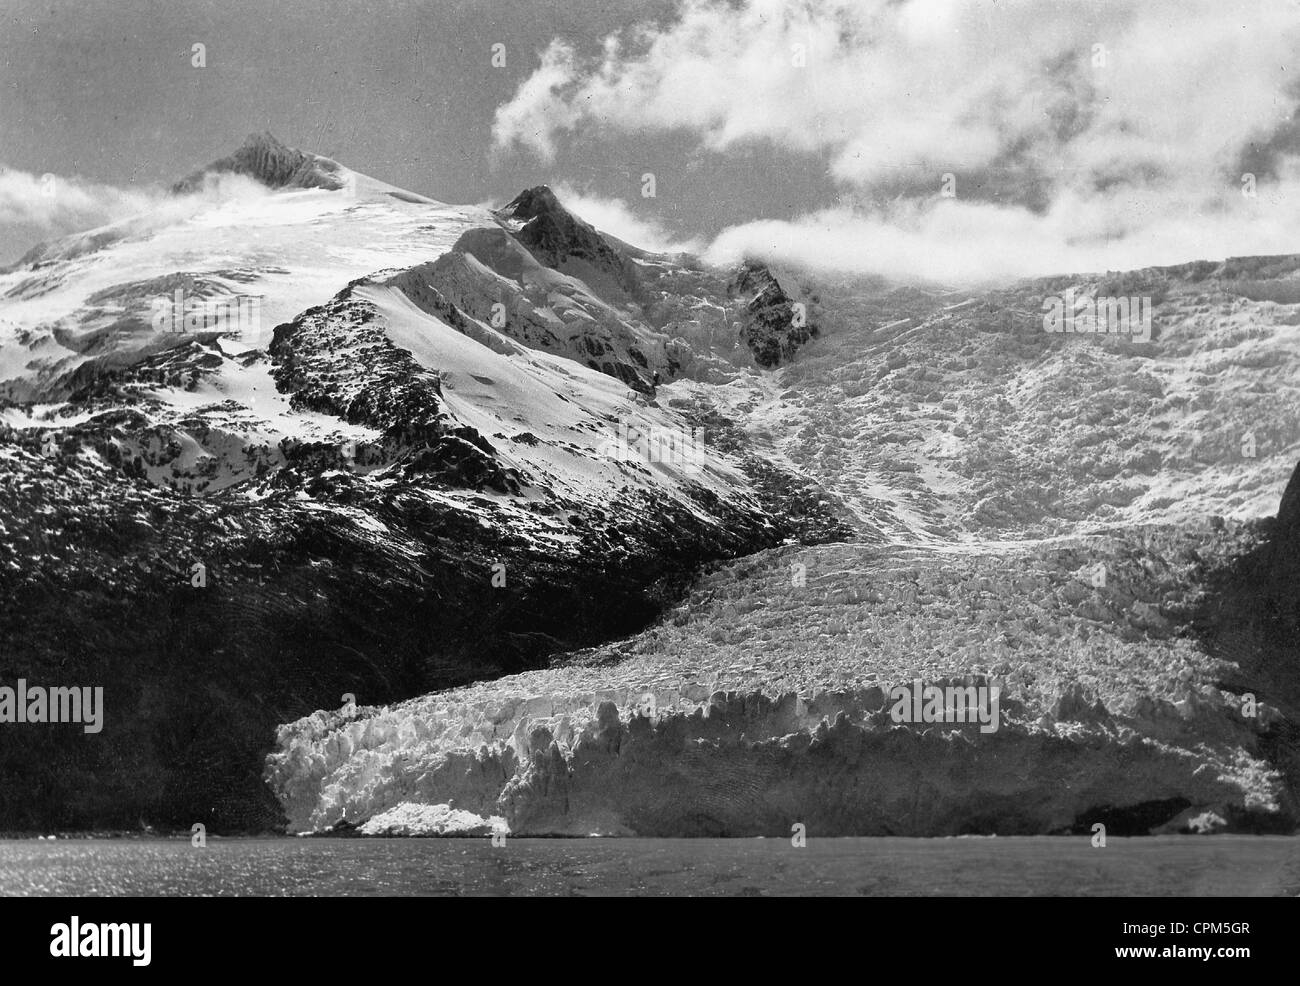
[1,133,478,401]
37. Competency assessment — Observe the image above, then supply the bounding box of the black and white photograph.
[0,0,1296,933]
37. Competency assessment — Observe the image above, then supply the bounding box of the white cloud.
[553,183,703,254]
[0,168,273,262]
[493,0,1300,280]
[490,40,582,164]
[707,164,1300,284]
[0,168,159,235]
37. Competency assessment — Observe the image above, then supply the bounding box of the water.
[3,836,1299,896]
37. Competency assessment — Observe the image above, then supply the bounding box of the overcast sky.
[3,0,1299,282]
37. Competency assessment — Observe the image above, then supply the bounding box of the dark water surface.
[2,836,1298,896]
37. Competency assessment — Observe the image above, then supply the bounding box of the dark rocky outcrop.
[1198,459,1300,701]
[171,132,346,194]
[730,263,817,368]
[1277,458,1300,537]
[1191,458,1300,815]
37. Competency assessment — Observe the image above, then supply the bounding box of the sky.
[2,0,1300,283]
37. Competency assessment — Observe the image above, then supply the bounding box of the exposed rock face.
[1189,456,1300,810]
[171,131,347,193]
[730,263,817,367]
[497,186,644,303]
[1276,458,1300,539]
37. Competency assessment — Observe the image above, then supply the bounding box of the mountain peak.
[172,131,346,194]
[494,185,644,302]
[499,185,564,222]
[234,129,292,157]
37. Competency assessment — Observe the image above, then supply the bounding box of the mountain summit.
[497,184,566,222]
[496,185,644,302]
[171,131,348,193]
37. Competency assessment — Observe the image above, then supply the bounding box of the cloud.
[0,168,273,263]
[707,165,1300,284]
[493,0,1300,280]
[0,168,160,237]
[490,40,582,164]
[553,183,703,254]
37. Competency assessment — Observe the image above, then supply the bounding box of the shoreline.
[4,831,1298,841]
